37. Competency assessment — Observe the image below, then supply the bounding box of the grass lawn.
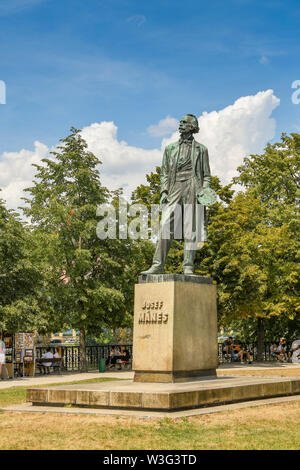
[0,401,300,450]
[0,375,300,450]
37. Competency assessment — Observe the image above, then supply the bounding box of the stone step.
[27,376,300,411]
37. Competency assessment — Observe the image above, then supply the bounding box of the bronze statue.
[141,113,216,275]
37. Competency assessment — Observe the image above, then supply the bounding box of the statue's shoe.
[183,268,194,275]
[141,266,164,275]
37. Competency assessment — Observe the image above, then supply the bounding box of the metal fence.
[36,344,133,372]
[217,342,292,363]
[36,341,291,372]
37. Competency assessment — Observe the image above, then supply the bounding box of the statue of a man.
[141,113,214,275]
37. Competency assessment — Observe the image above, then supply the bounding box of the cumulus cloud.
[0,141,49,209]
[80,122,161,198]
[0,90,280,210]
[163,89,280,184]
[83,90,279,194]
[147,115,178,137]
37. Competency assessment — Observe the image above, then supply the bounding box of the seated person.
[285,343,292,362]
[278,338,290,362]
[231,342,252,364]
[120,345,130,362]
[238,344,252,364]
[41,348,54,374]
[115,346,131,370]
[106,347,121,367]
[270,343,280,360]
[222,337,234,357]
[52,349,61,370]
[232,341,242,361]
[105,349,113,366]
[107,346,131,369]
[292,345,300,364]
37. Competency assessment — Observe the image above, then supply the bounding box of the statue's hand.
[160,192,168,206]
[197,187,218,206]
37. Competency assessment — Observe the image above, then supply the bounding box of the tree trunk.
[79,328,88,372]
[257,318,265,362]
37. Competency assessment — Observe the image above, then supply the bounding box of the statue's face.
[179,115,197,135]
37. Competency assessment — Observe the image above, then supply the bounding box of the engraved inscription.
[138,300,168,324]
[142,301,164,310]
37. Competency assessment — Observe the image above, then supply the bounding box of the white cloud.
[80,122,161,198]
[0,90,280,210]
[0,141,49,209]
[147,115,178,137]
[163,89,280,184]
[259,55,269,64]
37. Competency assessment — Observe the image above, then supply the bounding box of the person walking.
[0,336,6,379]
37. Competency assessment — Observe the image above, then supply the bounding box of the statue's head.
[179,114,199,135]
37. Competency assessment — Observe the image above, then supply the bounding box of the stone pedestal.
[133,274,218,383]
[25,276,300,415]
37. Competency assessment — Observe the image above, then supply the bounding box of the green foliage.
[2,128,299,345]
[208,194,299,317]
[234,133,300,208]
[0,196,45,332]
[131,166,161,208]
[230,315,300,343]
[202,133,300,339]
[22,128,149,340]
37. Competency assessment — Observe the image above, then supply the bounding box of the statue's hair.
[184,113,199,133]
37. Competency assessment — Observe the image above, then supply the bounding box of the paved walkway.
[0,371,133,390]
[4,394,300,419]
[219,362,299,370]
[1,363,299,390]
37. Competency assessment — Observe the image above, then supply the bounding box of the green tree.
[23,128,147,370]
[131,166,161,209]
[234,133,299,211]
[203,133,300,357]
[0,194,45,332]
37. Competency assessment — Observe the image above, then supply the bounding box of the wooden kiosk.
[1,332,36,379]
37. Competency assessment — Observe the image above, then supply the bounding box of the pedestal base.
[134,369,216,383]
[26,376,300,412]
[133,274,218,383]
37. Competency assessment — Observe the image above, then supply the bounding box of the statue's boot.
[182,244,196,275]
[140,237,172,275]
[183,267,194,275]
[140,265,164,275]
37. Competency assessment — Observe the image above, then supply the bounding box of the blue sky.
[0,0,300,209]
[0,0,300,154]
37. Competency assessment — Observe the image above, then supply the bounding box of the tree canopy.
[22,128,150,367]
[1,128,299,348]
[203,133,300,346]
[0,195,45,332]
